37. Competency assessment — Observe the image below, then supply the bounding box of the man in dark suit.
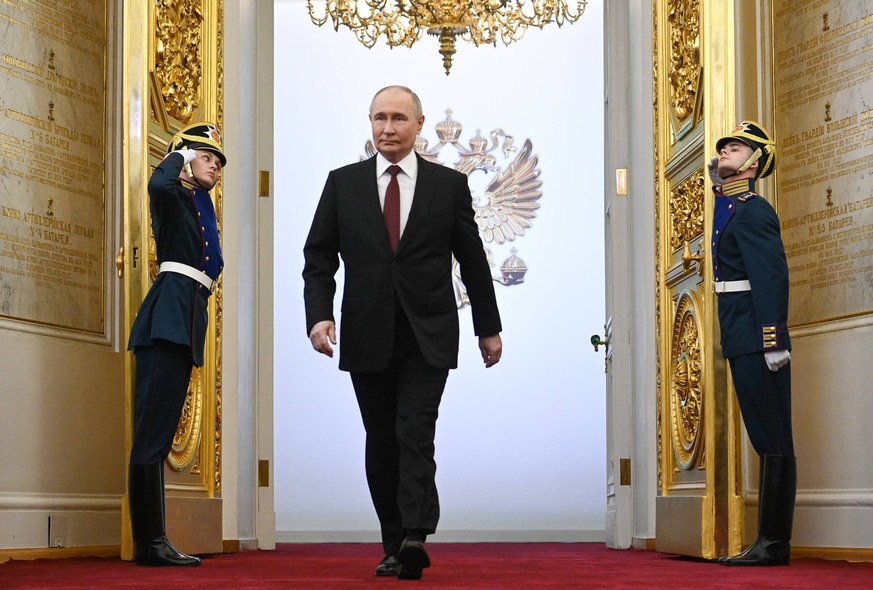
[127,123,226,566]
[708,121,795,566]
[303,85,503,580]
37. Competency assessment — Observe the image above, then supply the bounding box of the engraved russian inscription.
[775,1,873,325]
[0,0,106,332]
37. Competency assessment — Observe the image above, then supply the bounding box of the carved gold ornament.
[169,367,204,471]
[214,0,225,493]
[154,0,203,121]
[669,170,704,251]
[667,0,700,123]
[652,0,664,490]
[670,291,703,471]
[308,0,587,75]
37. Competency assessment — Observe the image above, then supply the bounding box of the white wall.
[273,0,605,541]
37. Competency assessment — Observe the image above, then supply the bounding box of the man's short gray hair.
[370,85,423,118]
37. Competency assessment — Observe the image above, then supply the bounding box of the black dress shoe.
[135,535,201,566]
[375,554,399,576]
[397,538,430,580]
[718,537,790,566]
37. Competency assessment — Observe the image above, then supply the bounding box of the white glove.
[170,148,197,164]
[707,156,726,187]
[764,349,790,372]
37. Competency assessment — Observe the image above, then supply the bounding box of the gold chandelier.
[307,1,587,75]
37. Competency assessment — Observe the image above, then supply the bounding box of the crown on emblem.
[435,109,463,144]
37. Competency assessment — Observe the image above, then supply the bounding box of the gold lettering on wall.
[775,0,873,326]
[0,0,106,333]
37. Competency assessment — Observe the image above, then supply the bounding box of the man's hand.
[707,156,726,187]
[309,320,337,358]
[479,334,503,368]
[764,349,790,372]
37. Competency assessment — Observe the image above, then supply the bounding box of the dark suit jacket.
[711,179,790,359]
[128,153,223,367]
[303,154,502,372]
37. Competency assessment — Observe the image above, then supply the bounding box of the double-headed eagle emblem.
[365,109,543,308]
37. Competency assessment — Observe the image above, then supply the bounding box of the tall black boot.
[157,464,203,563]
[719,455,796,566]
[129,463,201,566]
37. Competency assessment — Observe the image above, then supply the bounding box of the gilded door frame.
[121,0,224,559]
[652,0,744,559]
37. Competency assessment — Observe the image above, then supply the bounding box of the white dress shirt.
[376,151,418,239]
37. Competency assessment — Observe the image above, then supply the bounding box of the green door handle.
[590,334,608,352]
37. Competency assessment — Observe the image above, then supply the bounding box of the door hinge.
[115,246,124,278]
[258,459,270,487]
[259,170,270,197]
[620,458,631,486]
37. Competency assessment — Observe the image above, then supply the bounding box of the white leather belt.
[713,279,751,295]
[159,261,216,293]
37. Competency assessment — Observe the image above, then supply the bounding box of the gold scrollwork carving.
[667,0,700,123]
[670,291,703,471]
[213,277,223,492]
[213,0,225,494]
[154,0,203,121]
[168,367,204,471]
[669,170,705,251]
[653,0,663,490]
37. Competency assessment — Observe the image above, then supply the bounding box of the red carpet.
[2,543,872,589]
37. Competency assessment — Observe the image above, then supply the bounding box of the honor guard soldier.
[127,123,226,566]
[708,121,795,566]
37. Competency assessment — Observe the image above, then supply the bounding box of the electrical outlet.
[48,515,68,548]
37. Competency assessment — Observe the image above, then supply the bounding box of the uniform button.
[198,211,202,216]
[201,226,205,231]
[205,256,210,261]
[728,204,733,209]
[205,241,209,246]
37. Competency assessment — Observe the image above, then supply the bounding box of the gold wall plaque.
[0,0,107,333]
[775,1,873,326]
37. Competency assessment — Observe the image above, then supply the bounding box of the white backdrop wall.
[273,0,605,541]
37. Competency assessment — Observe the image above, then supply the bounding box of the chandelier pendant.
[307,1,588,75]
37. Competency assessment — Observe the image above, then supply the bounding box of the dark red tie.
[384,165,401,251]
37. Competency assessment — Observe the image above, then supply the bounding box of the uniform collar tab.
[722,178,755,197]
